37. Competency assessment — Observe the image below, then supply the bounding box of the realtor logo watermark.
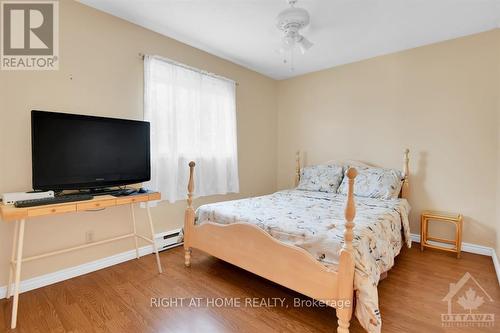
[150,297,352,309]
[441,272,495,328]
[1,0,59,70]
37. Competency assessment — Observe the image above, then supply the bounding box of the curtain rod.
[139,53,239,86]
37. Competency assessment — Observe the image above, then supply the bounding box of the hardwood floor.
[1,244,499,333]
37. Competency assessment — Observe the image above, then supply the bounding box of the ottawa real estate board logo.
[441,272,495,328]
[1,1,59,70]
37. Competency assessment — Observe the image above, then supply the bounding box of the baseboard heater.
[157,228,183,251]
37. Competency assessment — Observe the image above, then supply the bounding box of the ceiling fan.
[276,0,313,70]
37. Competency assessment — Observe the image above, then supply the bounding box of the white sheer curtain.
[143,55,239,203]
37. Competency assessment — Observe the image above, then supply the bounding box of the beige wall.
[497,29,500,259]
[0,1,277,285]
[277,30,500,248]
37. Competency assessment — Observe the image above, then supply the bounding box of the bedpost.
[336,167,357,333]
[295,150,301,187]
[343,168,357,252]
[401,148,410,199]
[184,161,196,267]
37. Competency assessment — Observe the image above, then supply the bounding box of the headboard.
[294,149,410,199]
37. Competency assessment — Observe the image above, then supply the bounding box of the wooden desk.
[0,192,163,329]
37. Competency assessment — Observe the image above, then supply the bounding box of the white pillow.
[297,164,344,193]
[338,166,403,199]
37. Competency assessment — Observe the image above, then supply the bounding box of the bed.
[183,150,411,333]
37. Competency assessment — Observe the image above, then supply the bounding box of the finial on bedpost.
[401,149,410,199]
[295,150,301,187]
[187,161,195,208]
[343,167,357,252]
[184,161,196,267]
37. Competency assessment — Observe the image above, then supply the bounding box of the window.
[144,55,239,203]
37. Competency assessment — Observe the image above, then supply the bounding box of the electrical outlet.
[85,231,94,243]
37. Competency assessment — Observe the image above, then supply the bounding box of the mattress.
[196,189,411,333]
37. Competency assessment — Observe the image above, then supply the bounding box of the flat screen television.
[31,110,151,191]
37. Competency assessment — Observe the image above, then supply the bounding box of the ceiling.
[79,0,500,80]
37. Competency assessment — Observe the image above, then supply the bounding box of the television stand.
[1,191,163,329]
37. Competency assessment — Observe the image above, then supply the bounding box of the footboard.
[188,220,339,300]
[183,162,357,333]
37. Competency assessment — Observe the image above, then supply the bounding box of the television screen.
[31,110,151,191]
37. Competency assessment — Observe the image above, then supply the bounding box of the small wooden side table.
[420,211,463,258]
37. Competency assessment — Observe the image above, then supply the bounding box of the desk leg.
[130,204,140,259]
[11,219,25,329]
[6,220,20,299]
[146,203,163,273]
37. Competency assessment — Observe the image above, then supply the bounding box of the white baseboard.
[410,233,500,286]
[492,250,500,287]
[0,230,182,300]
[410,233,493,256]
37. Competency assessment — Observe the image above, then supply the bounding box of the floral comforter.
[195,190,411,333]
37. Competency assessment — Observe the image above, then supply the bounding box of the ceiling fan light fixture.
[276,0,313,68]
[297,36,313,54]
[283,34,296,47]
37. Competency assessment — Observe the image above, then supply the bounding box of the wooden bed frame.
[183,149,410,333]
